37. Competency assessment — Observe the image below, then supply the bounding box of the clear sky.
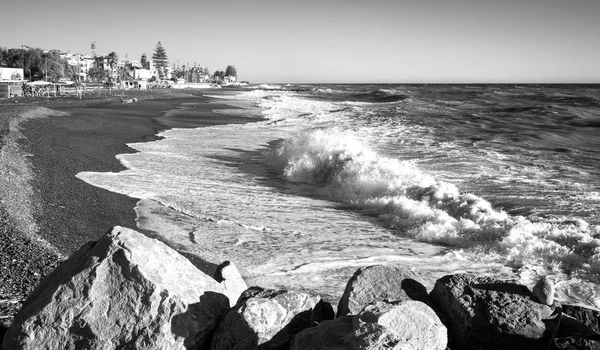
[2,0,599,83]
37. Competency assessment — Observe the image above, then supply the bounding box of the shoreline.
[20,90,261,255]
[0,89,262,333]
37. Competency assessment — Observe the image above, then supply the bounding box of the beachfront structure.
[222,75,237,85]
[121,80,148,90]
[0,67,24,81]
[0,68,25,98]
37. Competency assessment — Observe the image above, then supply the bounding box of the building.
[121,80,148,90]
[58,52,94,82]
[133,68,152,80]
[0,67,25,98]
[223,75,237,84]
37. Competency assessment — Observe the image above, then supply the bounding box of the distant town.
[0,41,245,97]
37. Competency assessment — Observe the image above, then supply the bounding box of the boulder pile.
[3,226,600,349]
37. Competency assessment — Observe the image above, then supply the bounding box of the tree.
[107,51,118,75]
[0,46,77,82]
[88,66,107,82]
[42,51,69,82]
[140,53,149,69]
[106,51,118,93]
[152,41,168,79]
[225,65,237,78]
[107,52,118,67]
[119,64,133,81]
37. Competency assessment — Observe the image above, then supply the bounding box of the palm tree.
[107,51,118,94]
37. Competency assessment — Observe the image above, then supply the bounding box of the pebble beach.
[0,88,249,338]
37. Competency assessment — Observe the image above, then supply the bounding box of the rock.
[554,305,600,349]
[311,299,335,324]
[533,276,555,305]
[290,300,447,350]
[357,300,447,350]
[337,264,430,317]
[562,305,600,334]
[210,287,325,349]
[215,261,248,307]
[430,274,559,350]
[289,316,354,350]
[2,226,230,350]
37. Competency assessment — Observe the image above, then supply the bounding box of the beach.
[3,83,600,341]
[0,88,259,335]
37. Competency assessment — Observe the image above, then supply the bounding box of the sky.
[2,0,599,83]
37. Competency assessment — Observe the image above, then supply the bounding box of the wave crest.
[266,130,600,272]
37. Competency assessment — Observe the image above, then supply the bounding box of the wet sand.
[20,91,260,255]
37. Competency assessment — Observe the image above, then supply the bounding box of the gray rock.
[215,261,248,307]
[533,276,555,305]
[289,316,354,350]
[357,300,447,350]
[430,273,559,350]
[290,300,447,350]
[2,226,230,350]
[554,304,600,349]
[337,264,430,317]
[210,287,323,349]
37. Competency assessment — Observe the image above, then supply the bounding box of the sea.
[77,84,600,309]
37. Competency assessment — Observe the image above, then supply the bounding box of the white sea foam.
[265,129,600,277]
[76,88,600,308]
[255,84,283,90]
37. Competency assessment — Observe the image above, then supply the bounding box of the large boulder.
[336,264,430,317]
[289,315,355,350]
[290,300,447,350]
[430,273,560,349]
[210,287,329,349]
[2,226,230,350]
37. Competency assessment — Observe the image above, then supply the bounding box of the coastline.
[0,88,261,333]
[20,89,261,255]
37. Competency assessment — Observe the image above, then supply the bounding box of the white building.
[58,52,94,82]
[133,68,152,80]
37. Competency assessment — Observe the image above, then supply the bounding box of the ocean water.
[77,84,600,308]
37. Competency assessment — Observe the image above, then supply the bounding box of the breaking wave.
[350,89,409,103]
[255,84,284,90]
[266,130,600,273]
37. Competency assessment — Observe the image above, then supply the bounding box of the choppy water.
[77,84,600,308]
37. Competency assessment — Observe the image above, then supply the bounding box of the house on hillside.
[57,52,94,82]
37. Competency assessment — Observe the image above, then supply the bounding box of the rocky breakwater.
[3,226,600,349]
